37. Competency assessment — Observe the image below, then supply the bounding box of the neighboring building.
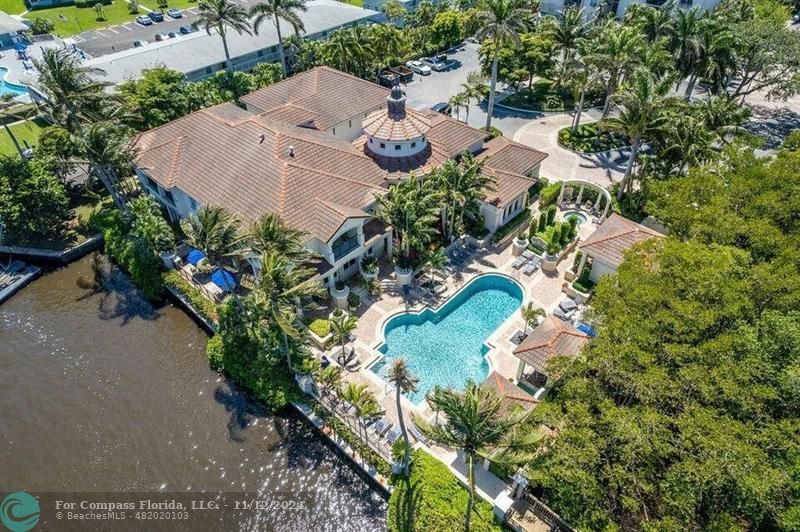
[512,315,590,396]
[540,0,720,20]
[135,66,548,288]
[0,12,28,49]
[84,1,380,84]
[363,0,447,18]
[576,213,664,284]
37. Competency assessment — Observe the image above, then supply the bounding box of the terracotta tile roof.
[477,136,548,206]
[363,108,431,141]
[239,66,389,131]
[135,103,389,243]
[482,371,539,416]
[353,138,450,176]
[580,213,664,267]
[423,110,487,155]
[513,316,590,374]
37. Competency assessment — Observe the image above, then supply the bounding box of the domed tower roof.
[363,81,431,143]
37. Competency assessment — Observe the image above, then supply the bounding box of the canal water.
[0,256,387,531]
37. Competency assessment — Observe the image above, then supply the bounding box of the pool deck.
[308,208,598,519]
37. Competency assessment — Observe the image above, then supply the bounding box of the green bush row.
[308,318,331,338]
[162,270,218,323]
[558,125,628,153]
[327,416,392,479]
[492,209,531,243]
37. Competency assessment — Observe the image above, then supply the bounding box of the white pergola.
[557,179,612,222]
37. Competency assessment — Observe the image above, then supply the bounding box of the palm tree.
[422,247,449,285]
[461,72,488,125]
[315,364,342,400]
[251,250,323,370]
[330,312,358,362]
[382,0,407,26]
[32,47,110,130]
[320,27,369,76]
[180,205,243,266]
[449,92,467,121]
[670,8,704,99]
[564,58,599,132]
[196,0,252,73]
[545,6,589,81]
[128,196,175,254]
[75,121,136,211]
[0,94,37,160]
[625,0,675,43]
[368,23,406,73]
[388,358,418,477]
[245,212,309,264]
[603,68,675,200]
[338,382,380,443]
[417,382,542,531]
[520,302,544,337]
[476,0,531,132]
[696,95,750,144]
[250,0,308,77]
[374,177,440,263]
[585,21,644,118]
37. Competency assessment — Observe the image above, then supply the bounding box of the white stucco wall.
[588,257,617,284]
[366,135,427,157]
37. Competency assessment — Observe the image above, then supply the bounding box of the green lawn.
[30,1,137,37]
[152,0,198,11]
[0,117,48,156]
[0,0,26,15]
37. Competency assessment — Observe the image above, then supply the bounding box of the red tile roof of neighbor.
[240,66,390,131]
[477,136,549,207]
[513,316,590,374]
[482,371,539,415]
[580,213,665,268]
[135,103,388,243]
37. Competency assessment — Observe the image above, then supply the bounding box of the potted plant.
[512,231,529,256]
[330,280,350,310]
[348,292,361,311]
[329,307,346,321]
[542,240,560,273]
[394,255,414,288]
[359,256,379,282]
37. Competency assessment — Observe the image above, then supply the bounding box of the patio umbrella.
[211,268,236,292]
[186,248,205,266]
[14,42,27,51]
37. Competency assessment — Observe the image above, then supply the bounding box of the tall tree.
[250,0,308,77]
[545,5,589,82]
[670,8,704,99]
[586,21,644,118]
[244,212,309,265]
[418,382,541,531]
[388,358,418,477]
[374,177,440,263]
[196,0,252,73]
[476,0,532,131]
[74,121,136,211]
[603,68,674,200]
[330,312,358,361]
[180,205,243,266]
[32,47,110,130]
[251,250,322,371]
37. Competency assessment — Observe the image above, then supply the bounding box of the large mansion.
[135,66,547,288]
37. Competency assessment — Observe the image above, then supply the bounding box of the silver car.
[405,60,432,76]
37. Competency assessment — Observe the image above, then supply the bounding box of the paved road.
[74,7,200,57]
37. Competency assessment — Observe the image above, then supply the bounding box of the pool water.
[371,274,523,403]
[0,67,27,97]
[563,210,588,225]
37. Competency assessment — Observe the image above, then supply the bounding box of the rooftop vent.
[288,145,295,157]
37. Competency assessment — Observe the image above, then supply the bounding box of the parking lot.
[402,42,535,138]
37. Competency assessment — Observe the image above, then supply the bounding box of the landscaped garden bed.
[500,79,603,113]
[558,123,629,153]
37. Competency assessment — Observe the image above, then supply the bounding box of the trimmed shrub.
[162,270,218,323]
[567,215,579,240]
[347,292,361,308]
[388,450,502,532]
[559,222,571,245]
[572,250,583,272]
[308,318,331,338]
[546,205,557,225]
[539,182,561,208]
[537,212,547,233]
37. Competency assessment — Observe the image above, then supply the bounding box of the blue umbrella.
[187,248,205,266]
[576,322,597,337]
[14,42,27,51]
[211,269,236,291]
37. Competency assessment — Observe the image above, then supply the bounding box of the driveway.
[73,7,200,57]
[513,110,628,187]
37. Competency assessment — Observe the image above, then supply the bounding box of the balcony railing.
[332,236,360,261]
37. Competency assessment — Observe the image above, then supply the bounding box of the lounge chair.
[559,299,578,312]
[433,284,447,295]
[409,425,428,445]
[522,250,534,260]
[373,416,392,436]
[386,426,402,445]
[552,306,575,322]
[523,262,538,276]
[511,256,526,270]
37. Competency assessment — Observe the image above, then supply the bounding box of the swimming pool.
[563,210,588,225]
[370,274,523,403]
[0,67,27,97]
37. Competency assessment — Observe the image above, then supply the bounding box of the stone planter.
[542,254,559,273]
[159,250,177,269]
[360,268,378,283]
[395,265,413,288]
[512,237,529,256]
[564,270,576,282]
[330,284,350,310]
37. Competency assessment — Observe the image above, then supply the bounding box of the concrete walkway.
[512,110,628,187]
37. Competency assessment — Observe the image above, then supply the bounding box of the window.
[395,144,401,150]
[164,189,175,205]
[332,127,336,135]
[322,277,328,286]
[145,175,158,190]
[257,50,264,58]
[348,120,352,128]
[380,142,386,149]
[190,198,199,210]
[369,138,373,144]
[410,142,416,148]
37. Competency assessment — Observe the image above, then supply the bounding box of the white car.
[405,60,431,76]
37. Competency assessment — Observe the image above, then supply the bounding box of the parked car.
[179,25,194,34]
[135,15,153,26]
[167,7,182,18]
[405,60,431,76]
[148,11,164,22]
[155,33,169,41]
[431,102,451,115]
[421,56,447,71]
[133,40,148,47]
[167,31,178,38]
